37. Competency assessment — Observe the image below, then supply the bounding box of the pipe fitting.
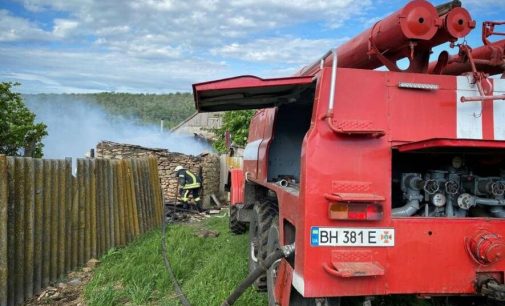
[277,179,289,187]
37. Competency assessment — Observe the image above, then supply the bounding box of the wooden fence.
[0,156,163,306]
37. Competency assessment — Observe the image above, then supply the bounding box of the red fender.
[276,259,294,306]
[229,168,244,206]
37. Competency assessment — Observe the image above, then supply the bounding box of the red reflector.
[328,202,383,221]
[366,204,383,220]
[348,205,367,220]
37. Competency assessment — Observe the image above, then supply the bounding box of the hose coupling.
[281,243,295,257]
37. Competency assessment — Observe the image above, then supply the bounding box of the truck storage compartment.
[267,88,314,183]
[392,139,505,218]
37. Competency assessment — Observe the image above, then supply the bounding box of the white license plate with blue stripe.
[311,227,395,247]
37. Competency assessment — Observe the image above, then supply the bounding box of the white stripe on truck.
[493,78,505,140]
[457,76,483,139]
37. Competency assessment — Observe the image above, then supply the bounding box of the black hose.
[166,205,205,214]
[161,179,192,306]
[221,248,286,306]
[161,215,191,306]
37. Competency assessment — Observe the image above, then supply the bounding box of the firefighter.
[174,165,203,211]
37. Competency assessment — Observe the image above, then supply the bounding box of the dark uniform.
[176,168,202,210]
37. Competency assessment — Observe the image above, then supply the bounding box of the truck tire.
[249,199,277,291]
[267,216,280,306]
[229,205,247,234]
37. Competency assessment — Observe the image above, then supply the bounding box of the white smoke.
[24,96,213,159]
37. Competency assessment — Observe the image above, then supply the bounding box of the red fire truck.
[194,1,505,304]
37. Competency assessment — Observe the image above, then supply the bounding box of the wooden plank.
[58,160,66,277]
[139,159,149,232]
[90,159,97,258]
[129,160,140,236]
[150,158,162,227]
[77,159,85,265]
[115,162,125,246]
[24,158,35,299]
[14,158,25,305]
[71,175,78,268]
[154,157,164,226]
[50,160,59,282]
[119,161,131,244]
[95,159,103,257]
[107,160,115,248]
[33,159,43,295]
[0,155,8,306]
[6,157,15,306]
[111,161,120,247]
[98,159,106,257]
[124,161,134,240]
[132,159,145,234]
[103,160,110,250]
[64,158,72,273]
[143,159,154,230]
[84,159,91,261]
[41,160,51,288]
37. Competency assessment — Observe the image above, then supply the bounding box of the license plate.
[310,227,395,247]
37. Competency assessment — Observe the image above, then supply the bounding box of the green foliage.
[84,217,267,306]
[24,92,195,128]
[211,110,255,153]
[0,82,48,157]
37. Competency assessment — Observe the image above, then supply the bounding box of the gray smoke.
[24,96,213,159]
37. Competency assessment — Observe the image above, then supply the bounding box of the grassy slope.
[84,217,267,306]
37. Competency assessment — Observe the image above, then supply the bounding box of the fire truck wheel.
[249,200,278,291]
[267,216,280,306]
[229,205,247,234]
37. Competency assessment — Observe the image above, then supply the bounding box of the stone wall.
[96,141,220,206]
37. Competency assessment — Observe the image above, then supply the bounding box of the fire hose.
[221,244,295,306]
[161,180,191,306]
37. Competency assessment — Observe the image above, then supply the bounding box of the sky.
[0,0,504,94]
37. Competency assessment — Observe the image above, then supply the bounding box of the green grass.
[84,217,267,306]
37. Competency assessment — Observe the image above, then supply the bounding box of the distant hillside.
[23,92,195,128]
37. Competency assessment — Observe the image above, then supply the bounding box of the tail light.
[329,202,383,221]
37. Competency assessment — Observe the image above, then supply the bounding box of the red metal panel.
[301,219,505,297]
[387,72,457,142]
[229,169,244,205]
[297,67,393,296]
[192,75,313,112]
[324,261,385,278]
[257,108,276,182]
[243,110,267,180]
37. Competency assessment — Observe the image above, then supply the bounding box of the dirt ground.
[24,259,100,306]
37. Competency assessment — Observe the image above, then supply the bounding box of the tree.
[0,82,48,157]
[211,110,255,153]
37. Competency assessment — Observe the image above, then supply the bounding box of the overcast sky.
[0,0,503,94]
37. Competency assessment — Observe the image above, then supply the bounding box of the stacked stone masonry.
[96,141,220,207]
